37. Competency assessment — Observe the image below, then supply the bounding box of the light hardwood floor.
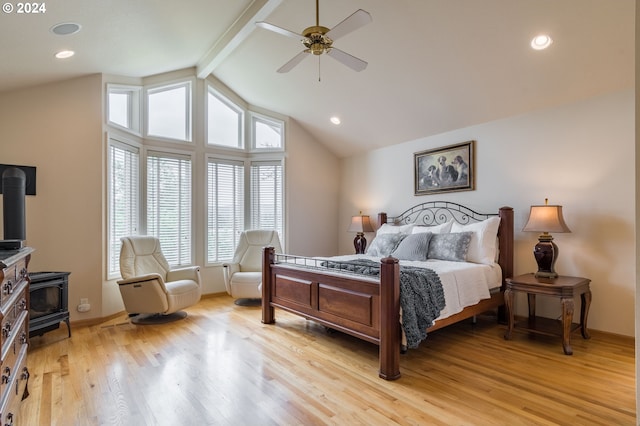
[19,295,635,425]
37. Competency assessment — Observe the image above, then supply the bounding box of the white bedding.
[309,254,502,323]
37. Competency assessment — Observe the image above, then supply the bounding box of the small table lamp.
[348,212,374,254]
[522,199,571,278]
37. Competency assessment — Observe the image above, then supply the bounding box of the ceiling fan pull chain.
[318,56,321,82]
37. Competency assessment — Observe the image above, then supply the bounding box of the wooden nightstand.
[503,273,591,355]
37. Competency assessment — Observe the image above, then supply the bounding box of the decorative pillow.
[366,233,406,257]
[377,223,414,235]
[451,217,501,264]
[426,232,473,262]
[391,232,433,261]
[411,220,453,235]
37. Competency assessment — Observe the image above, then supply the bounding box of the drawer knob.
[2,322,11,339]
[20,267,27,278]
[20,332,27,345]
[3,280,12,295]
[5,412,13,426]
[2,366,10,384]
[18,299,26,311]
[20,367,29,399]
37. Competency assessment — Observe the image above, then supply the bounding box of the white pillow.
[377,223,414,235]
[412,220,453,235]
[450,217,501,264]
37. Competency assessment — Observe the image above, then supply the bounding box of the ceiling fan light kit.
[256,0,371,75]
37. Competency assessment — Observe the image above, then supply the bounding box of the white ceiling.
[0,0,634,157]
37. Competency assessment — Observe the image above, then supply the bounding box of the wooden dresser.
[0,247,33,425]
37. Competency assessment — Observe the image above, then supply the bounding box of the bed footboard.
[262,248,402,380]
[261,203,514,380]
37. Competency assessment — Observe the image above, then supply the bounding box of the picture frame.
[414,140,475,195]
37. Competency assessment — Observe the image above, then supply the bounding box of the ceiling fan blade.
[326,9,372,40]
[277,51,309,73]
[327,48,368,72]
[256,21,302,40]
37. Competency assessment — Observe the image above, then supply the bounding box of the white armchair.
[223,230,282,305]
[118,235,202,323]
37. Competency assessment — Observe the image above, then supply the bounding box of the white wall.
[0,74,105,320]
[340,90,635,336]
[286,119,340,257]
[634,0,639,416]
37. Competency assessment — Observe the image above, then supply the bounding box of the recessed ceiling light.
[55,50,75,59]
[51,22,81,36]
[531,34,553,50]
[330,116,341,125]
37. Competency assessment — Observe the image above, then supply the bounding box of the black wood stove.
[28,271,71,338]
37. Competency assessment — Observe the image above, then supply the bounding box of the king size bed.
[261,202,514,380]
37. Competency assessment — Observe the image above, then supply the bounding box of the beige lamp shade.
[522,205,571,234]
[522,200,570,278]
[347,214,374,233]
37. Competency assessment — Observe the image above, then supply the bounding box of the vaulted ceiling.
[1,0,634,157]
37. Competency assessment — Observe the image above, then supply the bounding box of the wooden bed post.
[498,207,514,323]
[378,212,388,227]
[497,207,514,288]
[261,246,276,324]
[379,256,401,380]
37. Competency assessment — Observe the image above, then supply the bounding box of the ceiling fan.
[256,0,372,74]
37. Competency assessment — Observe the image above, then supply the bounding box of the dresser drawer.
[0,284,28,353]
[0,258,27,307]
[0,310,27,402]
[0,344,28,426]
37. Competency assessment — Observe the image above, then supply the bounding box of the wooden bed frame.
[261,202,514,380]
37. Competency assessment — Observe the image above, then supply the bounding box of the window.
[251,161,284,241]
[107,139,140,277]
[207,159,245,263]
[105,76,287,278]
[252,114,284,150]
[107,84,141,134]
[147,81,191,141]
[147,151,192,266]
[207,87,243,148]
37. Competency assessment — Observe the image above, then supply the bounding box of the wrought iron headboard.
[378,201,496,227]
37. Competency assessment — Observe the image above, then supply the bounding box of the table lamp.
[522,199,571,278]
[347,212,374,254]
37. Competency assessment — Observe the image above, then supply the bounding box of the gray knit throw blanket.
[321,259,445,349]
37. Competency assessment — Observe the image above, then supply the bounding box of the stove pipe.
[2,167,26,241]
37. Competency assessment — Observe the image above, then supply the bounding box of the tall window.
[207,159,244,263]
[207,87,243,148]
[147,81,191,141]
[108,139,139,276]
[251,161,284,240]
[147,152,192,266]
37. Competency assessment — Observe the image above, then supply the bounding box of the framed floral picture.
[414,140,475,195]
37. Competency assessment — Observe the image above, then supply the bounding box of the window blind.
[251,161,284,242]
[147,151,192,266]
[207,159,245,262]
[108,141,139,275]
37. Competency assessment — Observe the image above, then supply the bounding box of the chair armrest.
[222,263,239,294]
[117,273,164,286]
[166,266,200,283]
